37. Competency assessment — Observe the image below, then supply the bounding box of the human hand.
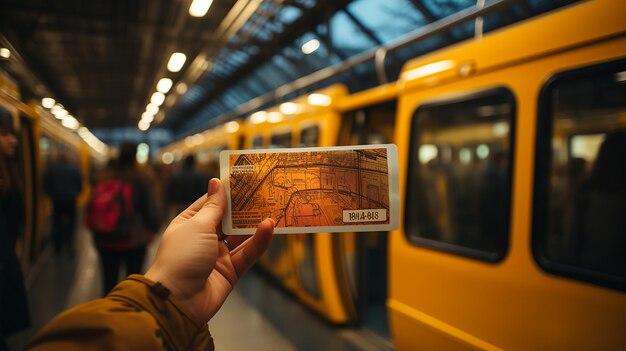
[145,178,274,323]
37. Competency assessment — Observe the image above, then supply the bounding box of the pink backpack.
[86,180,133,243]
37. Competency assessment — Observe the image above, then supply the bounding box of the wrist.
[144,269,204,324]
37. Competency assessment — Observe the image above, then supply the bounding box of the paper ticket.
[220,144,399,235]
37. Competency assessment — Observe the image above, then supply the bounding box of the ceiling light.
[279,102,302,115]
[41,98,55,108]
[62,116,79,130]
[225,121,240,133]
[307,93,332,106]
[141,112,154,123]
[192,133,205,145]
[167,52,187,72]
[151,92,165,106]
[250,111,268,124]
[0,48,10,59]
[161,152,174,165]
[301,39,320,55]
[146,103,159,115]
[157,78,173,93]
[138,120,150,131]
[52,108,68,119]
[268,112,283,123]
[176,82,188,94]
[189,0,213,17]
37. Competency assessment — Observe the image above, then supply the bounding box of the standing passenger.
[87,142,161,295]
[43,153,83,255]
[166,155,208,216]
[0,108,30,350]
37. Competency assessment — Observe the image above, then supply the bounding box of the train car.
[158,0,625,348]
[241,84,358,324]
[390,0,626,349]
[0,72,104,273]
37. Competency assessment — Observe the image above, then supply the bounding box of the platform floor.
[7,221,392,350]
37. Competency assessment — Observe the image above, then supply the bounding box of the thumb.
[192,178,226,233]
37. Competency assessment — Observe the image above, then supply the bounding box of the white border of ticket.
[220,144,400,235]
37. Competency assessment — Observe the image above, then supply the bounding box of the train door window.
[299,125,319,147]
[295,124,321,298]
[252,135,264,149]
[337,99,397,338]
[405,88,515,261]
[534,59,626,290]
[270,132,292,148]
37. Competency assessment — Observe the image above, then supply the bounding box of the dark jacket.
[27,275,214,351]
[43,162,82,203]
[166,167,208,205]
[0,187,30,335]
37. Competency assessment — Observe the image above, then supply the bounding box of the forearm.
[28,275,214,351]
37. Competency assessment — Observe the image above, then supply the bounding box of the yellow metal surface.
[390,0,626,349]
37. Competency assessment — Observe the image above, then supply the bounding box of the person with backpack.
[27,178,275,350]
[87,142,161,295]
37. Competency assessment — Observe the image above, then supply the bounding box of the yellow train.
[161,0,626,349]
[0,72,105,273]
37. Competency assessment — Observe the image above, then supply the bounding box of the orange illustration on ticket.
[221,144,399,235]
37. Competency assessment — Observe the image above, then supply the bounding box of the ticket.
[220,144,399,235]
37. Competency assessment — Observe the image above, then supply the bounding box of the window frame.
[532,58,626,292]
[404,86,517,263]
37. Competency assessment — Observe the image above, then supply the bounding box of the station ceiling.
[0,0,576,141]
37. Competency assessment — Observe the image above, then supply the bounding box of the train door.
[337,100,396,340]
[263,130,296,285]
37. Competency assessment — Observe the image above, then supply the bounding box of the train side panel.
[390,0,626,349]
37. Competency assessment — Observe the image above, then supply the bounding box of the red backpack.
[86,180,134,243]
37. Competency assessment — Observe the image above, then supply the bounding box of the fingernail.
[267,218,275,227]
[208,178,220,196]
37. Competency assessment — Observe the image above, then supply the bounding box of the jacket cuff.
[108,274,213,350]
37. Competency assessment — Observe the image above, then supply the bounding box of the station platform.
[7,220,391,351]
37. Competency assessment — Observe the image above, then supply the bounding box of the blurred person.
[43,153,83,255]
[166,155,208,216]
[27,179,275,350]
[86,142,161,295]
[571,132,626,275]
[478,151,509,252]
[0,108,30,350]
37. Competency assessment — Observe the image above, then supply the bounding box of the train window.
[300,125,319,147]
[252,135,264,149]
[534,59,626,290]
[270,132,292,148]
[405,88,515,262]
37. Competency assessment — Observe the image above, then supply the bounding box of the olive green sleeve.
[27,275,214,351]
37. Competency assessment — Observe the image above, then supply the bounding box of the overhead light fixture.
[151,92,166,106]
[250,111,268,124]
[141,112,154,123]
[167,52,186,72]
[52,108,68,119]
[157,78,173,93]
[268,112,283,123]
[279,102,301,115]
[308,93,332,106]
[176,82,188,94]
[225,121,240,133]
[301,39,320,55]
[0,48,10,59]
[146,103,159,115]
[138,120,150,131]
[189,0,213,17]
[161,152,174,165]
[41,98,55,108]
[62,116,79,130]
